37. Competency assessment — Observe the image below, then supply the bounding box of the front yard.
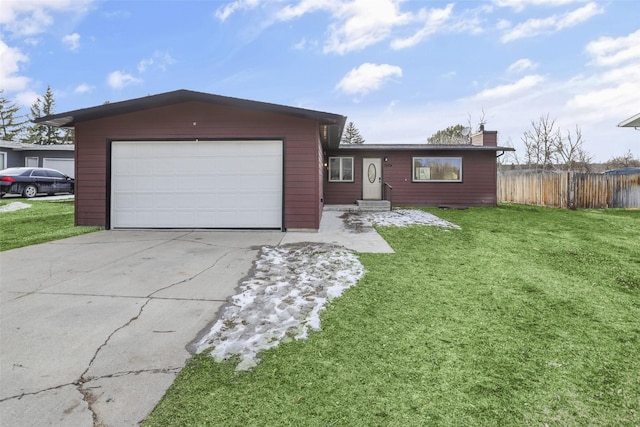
[0,199,99,251]
[145,205,640,426]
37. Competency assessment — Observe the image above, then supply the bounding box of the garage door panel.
[111,140,282,229]
[43,158,75,178]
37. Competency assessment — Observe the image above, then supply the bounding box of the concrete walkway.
[0,210,392,426]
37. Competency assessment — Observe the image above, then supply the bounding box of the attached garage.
[35,90,346,231]
[111,140,283,229]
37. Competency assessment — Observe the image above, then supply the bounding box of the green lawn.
[147,204,640,426]
[0,198,100,251]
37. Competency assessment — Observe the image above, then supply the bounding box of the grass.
[144,204,640,427]
[0,198,100,251]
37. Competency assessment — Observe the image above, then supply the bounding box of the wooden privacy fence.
[497,172,640,209]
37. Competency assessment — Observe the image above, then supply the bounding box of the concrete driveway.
[0,211,393,427]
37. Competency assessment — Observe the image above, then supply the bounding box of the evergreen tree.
[0,90,26,141]
[25,86,63,144]
[61,128,75,145]
[341,122,365,144]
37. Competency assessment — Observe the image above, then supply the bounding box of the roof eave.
[34,90,347,130]
[335,144,515,152]
[618,112,640,128]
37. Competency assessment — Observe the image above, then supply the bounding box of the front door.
[362,158,382,200]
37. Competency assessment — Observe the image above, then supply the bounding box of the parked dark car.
[0,167,75,198]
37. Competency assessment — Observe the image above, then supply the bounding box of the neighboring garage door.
[111,140,283,229]
[43,158,75,178]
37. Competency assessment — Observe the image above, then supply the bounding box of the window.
[25,157,38,167]
[329,157,354,182]
[413,157,462,182]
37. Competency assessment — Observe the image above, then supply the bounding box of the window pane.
[329,158,341,181]
[47,170,65,178]
[413,157,461,181]
[342,158,353,181]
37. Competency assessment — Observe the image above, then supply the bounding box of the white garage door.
[111,140,283,229]
[43,158,75,178]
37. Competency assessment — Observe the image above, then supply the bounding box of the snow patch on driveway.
[0,202,32,213]
[196,243,364,371]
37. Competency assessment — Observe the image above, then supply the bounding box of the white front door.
[362,158,382,200]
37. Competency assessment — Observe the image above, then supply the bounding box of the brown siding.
[324,149,498,207]
[74,101,321,230]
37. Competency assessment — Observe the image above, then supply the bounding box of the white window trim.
[0,152,6,169]
[328,157,355,182]
[412,156,463,182]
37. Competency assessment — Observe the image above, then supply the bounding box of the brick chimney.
[471,128,497,147]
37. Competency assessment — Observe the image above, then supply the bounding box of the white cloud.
[473,74,545,100]
[336,63,402,96]
[74,83,94,94]
[493,0,583,12]
[324,0,415,54]
[107,71,142,89]
[0,40,30,91]
[215,0,262,22]
[15,90,39,107]
[501,2,603,42]
[275,0,416,54]
[563,29,640,124]
[1,0,94,37]
[137,51,176,73]
[508,58,537,73]
[216,1,476,54]
[585,29,640,67]
[390,4,454,49]
[62,33,81,51]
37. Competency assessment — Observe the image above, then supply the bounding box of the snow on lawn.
[196,209,458,371]
[0,202,32,213]
[368,209,461,229]
[196,243,365,371]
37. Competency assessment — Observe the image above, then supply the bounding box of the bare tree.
[521,114,592,173]
[605,150,640,169]
[522,114,560,172]
[555,125,592,172]
[498,137,520,167]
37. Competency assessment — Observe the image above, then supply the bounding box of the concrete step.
[356,200,391,211]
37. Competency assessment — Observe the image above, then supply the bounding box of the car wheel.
[22,185,38,198]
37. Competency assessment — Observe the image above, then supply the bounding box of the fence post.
[567,172,575,209]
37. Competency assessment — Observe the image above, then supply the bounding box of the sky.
[1,0,639,162]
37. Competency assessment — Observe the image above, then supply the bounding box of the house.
[325,130,508,208]
[36,90,512,230]
[0,141,75,177]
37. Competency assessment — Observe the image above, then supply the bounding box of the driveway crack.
[73,247,232,426]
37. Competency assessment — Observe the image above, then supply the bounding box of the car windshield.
[0,168,31,176]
